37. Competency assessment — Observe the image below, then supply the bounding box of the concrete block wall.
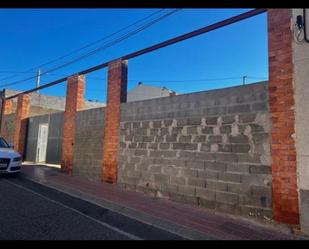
[292,9,309,233]
[1,113,16,144]
[118,82,272,219]
[73,107,105,181]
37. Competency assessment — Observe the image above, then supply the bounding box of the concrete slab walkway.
[19,164,307,240]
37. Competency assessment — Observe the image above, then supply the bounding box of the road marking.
[4,179,143,240]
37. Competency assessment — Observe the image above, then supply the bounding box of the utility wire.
[0,9,179,88]
[0,9,165,83]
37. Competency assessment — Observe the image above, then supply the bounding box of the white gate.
[36,123,49,163]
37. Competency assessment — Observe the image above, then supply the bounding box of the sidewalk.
[20,164,307,240]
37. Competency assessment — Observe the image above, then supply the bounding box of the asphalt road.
[0,174,185,240]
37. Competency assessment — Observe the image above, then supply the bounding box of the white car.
[0,136,22,174]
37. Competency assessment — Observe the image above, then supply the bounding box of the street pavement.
[0,174,185,240]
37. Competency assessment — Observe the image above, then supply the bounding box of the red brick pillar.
[0,98,13,135]
[102,59,128,183]
[268,9,299,224]
[14,94,30,158]
[61,75,85,174]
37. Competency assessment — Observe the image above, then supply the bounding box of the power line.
[0,9,179,88]
[0,9,165,83]
[4,8,266,100]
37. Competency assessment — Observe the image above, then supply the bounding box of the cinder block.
[153,120,162,128]
[155,136,164,143]
[148,143,158,150]
[176,118,188,126]
[160,128,169,136]
[163,119,173,127]
[179,150,196,158]
[188,117,201,125]
[216,202,238,214]
[216,153,238,163]
[150,165,162,173]
[187,126,197,134]
[172,143,198,151]
[227,104,250,114]
[201,127,214,134]
[252,102,268,111]
[179,135,192,143]
[162,166,181,176]
[150,150,176,158]
[237,154,261,164]
[196,188,216,200]
[187,177,206,187]
[134,149,148,157]
[229,134,249,143]
[239,113,256,123]
[198,169,218,180]
[249,165,272,174]
[185,160,204,170]
[249,124,265,133]
[154,173,169,183]
[170,176,186,185]
[218,172,242,183]
[222,115,235,124]
[231,144,250,153]
[159,143,170,150]
[205,161,227,171]
[227,182,251,194]
[226,164,249,173]
[218,144,232,152]
[200,143,211,152]
[196,152,216,161]
[141,121,150,128]
[181,168,198,177]
[208,135,222,143]
[150,128,159,136]
[220,125,232,134]
[193,135,206,143]
[199,198,216,209]
[178,185,196,196]
[216,191,239,205]
[166,134,177,142]
[135,164,149,171]
[206,116,218,125]
[252,133,268,143]
[128,142,138,149]
[206,180,228,191]
[142,136,154,142]
[251,185,272,197]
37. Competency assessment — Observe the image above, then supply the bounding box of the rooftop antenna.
[242,75,247,85]
[36,69,41,93]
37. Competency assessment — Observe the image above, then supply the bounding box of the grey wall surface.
[73,107,105,181]
[118,82,272,219]
[25,112,64,164]
[293,8,309,234]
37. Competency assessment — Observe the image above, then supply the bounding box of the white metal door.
[36,123,49,163]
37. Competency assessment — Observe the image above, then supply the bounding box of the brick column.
[0,98,13,135]
[268,9,299,224]
[102,59,128,183]
[61,75,85,174]
[14,94,30,158]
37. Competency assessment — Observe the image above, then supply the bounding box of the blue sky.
[0,8,268,103]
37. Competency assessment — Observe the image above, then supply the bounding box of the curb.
[20,172,217,240]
